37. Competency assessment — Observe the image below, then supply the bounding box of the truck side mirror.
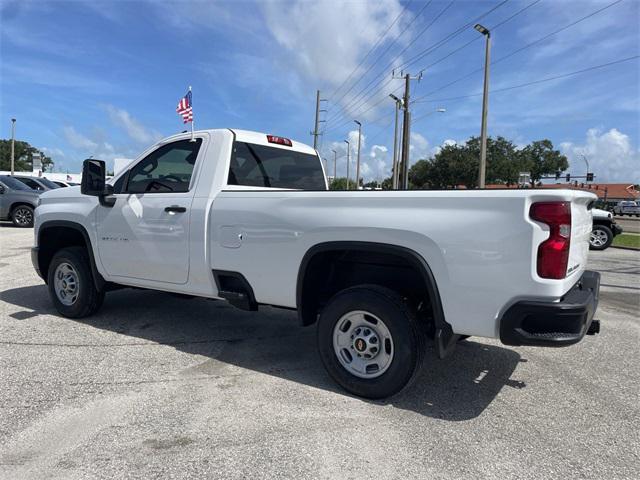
[81,159,106,196]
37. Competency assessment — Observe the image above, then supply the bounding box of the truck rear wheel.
[47,247,105,318]
[590,225,613,250]
[317,285,426,399]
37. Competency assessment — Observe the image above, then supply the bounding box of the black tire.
[589,224,613,250]
[317,285,426,399]
[11,204,34,228]
[47,247,105,318]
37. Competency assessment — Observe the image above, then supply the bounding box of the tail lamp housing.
[530,202,571,279]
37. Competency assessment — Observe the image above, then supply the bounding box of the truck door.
[95,138,203,284]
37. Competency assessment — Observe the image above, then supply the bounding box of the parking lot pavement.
[1,224,638,480]
[615,216,640,234]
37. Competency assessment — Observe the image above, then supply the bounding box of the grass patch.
[612,233,640,249]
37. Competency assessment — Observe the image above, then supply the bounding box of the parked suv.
[590,208,623,250]
[0,175,41,227]
[13,175,60,192]
[612,200,640,216]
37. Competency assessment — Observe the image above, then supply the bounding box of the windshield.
[228,142,326,190]
[0,175,33,191]
[38,177,61,189]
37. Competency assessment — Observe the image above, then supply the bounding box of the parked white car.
[31,129,601,398]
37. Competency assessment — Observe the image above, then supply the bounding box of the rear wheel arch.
[37,220,105,289]
[296,241,448,336]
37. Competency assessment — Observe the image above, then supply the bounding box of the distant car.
[612,200,640,217]
[0,175,41,227]
[13,175,61,192]
[53,181,79,188]
[590,208,623,250]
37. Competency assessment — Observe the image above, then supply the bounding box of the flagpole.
[189,85,195,142]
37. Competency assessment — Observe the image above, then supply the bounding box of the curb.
[611,246,640,251]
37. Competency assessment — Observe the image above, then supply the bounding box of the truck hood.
[39,185,82,200]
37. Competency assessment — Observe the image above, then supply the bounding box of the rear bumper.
[500,271,600,347]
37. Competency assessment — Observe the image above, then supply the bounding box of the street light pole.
[10,118,16,175]
[344,140,350,190]
[331,149,337,181]
[475,23,491,189]
[354,120,362,190]
[581,154,590,181]
[389,94,403,190]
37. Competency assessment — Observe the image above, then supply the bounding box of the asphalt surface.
[615,216,640,234]
[1,224,638,480]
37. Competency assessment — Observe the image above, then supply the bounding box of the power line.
[416,0,542,75]
[325,0,513,130]
[327,0,413,102]
[323,84,404,135]
[411,55,639,118]
[412,0,625,104]
[327,0,433,127]
[397,0,511,71]
[324,1,439,127]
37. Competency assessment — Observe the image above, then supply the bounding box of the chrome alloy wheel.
[590,229,609,247]
[13,207,33,226]
[54,262,80,306]
[332,310,394,379]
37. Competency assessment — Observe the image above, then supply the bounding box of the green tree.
[0,139,54,172]
[329,177,349,190]
[380,177,393,190]
[466,136,521,185]
[518,139,568,187]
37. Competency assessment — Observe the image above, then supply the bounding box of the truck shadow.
[1,285,524,421]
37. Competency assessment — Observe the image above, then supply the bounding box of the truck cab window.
[228,142,325,190]
[126,139,202,194]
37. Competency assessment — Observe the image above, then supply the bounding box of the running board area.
[212,270,258,311]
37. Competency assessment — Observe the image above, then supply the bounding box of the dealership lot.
[0,224,638,480]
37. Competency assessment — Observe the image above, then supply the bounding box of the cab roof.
[161,128,317,156]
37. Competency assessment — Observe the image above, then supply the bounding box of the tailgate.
[567,194,594,279]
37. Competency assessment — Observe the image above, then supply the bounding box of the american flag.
[176,90,193,124]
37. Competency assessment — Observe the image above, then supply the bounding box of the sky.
[1,0,638,183]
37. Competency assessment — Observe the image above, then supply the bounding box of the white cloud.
[63,126,98,150]
[560,128,640,183]
[261,0,407,120]
[105,105,162,144]
[262,0,405,88]
[409,132,430,163]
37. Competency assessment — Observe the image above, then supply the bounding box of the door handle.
[165,206,186,213]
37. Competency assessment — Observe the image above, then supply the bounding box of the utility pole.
[393,71,422,189]
[344,140,350,190]
[311,90,327,150]
[475,24,491,188]
[354,120,362,190]
[331,149,337,181]
[10,118,16,175]
[389,94,403,189]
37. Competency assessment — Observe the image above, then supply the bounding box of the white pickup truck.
[32,129,601,398]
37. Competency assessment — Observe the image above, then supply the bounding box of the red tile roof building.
[484,183,639,201]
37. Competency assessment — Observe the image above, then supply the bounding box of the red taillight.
[266,135,292,147]
[530,202,571,279]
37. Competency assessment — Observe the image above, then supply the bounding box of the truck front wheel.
[47,247,105,318]
[317,285,426,399]
[590,225,613,250]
